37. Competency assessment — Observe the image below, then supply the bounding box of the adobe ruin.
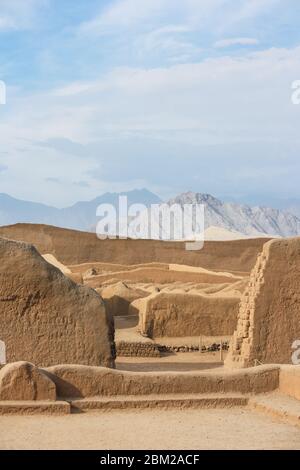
[0,237,115,368]
[226,238,300,367]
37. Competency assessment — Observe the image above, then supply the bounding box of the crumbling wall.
[138,292,239,339]
[0,237,115,368]
[99,282,148,316]
[226,238,300,367]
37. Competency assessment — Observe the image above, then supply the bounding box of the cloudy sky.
[0,0,300,207]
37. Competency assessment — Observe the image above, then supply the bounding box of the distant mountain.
[257,197,300,220]
[1,189,300,239]
[168,192,300,238]
[57,189,162,231]
[286,206,300,219]
[0,189,162,232]
[0,193,58,226]
[280,200,300,220]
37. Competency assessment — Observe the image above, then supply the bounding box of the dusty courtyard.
[116,352,225,372]
[0,408,299,450]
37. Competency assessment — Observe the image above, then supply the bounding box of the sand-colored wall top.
[0,223,268,272]
[226,238,300,367]
[45,364,280,398]
[86,267,241,287]
[0,237,115,368]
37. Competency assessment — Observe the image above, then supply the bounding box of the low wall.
[279,366,300,401]
[3,362,300,402]
[116,341,161,358]
[44,364,280,399]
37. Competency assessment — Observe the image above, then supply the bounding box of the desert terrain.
[0,224,299,450]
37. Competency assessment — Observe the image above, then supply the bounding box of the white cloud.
[216,0,280,33]
[139,24,201,62]
[79,0,169,35]
[0,17,14,31]
[215,37,259,48]
[2,45,300,144]
[230,0,279,23]
[77,0,281,64]
[79,0,280,36]
[0,0,46,32]
[2,43,300,204]
[79,0,224,35]
[150,25,192,35]
[53,82,100,98]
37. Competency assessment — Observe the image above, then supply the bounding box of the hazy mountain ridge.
[1,190,300,238]
[0,189,162,232]
[169,192,300,238]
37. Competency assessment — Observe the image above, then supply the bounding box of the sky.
[0,0,300,208]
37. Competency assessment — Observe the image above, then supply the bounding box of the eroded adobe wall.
[45,363,280,398]
[138,292,240,338]
[0,237,115,368]
[0,223,267,272]
[226,238,300,367]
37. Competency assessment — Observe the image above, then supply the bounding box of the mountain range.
[0,189,161,232]
[1,189,300,239]
[169,192,300,238]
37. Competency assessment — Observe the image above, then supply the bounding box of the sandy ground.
[116,352,226,372]
[0,408,299,450]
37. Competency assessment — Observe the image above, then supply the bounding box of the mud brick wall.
[226,238,300,367]
[116,341,161,358]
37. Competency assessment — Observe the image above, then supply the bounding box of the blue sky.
[0,0,300,207]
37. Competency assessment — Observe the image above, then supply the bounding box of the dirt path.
[116,352,225,372]
[0,408,299,450]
